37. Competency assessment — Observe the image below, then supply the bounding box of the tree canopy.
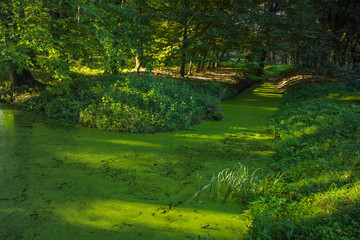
[1,0,359,85]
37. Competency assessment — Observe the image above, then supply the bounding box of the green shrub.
[244,196,301,240]
[24,79,98,122]
[79,74,222,132]
[264,64,297,78]
[22,73,224,133]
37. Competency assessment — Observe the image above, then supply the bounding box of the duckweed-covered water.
[0,83,281,240]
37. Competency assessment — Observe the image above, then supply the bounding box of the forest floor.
[0,81,282,239]
[153,67,240,83]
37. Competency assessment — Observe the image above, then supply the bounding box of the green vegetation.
[243,80,360,239]
[21,73,230,133]
[1,0,358,89]
[1,0,359,239]
[190,232,216,240]
[193,164,284,204]
[1,61,262,133]
[191,79,360,239]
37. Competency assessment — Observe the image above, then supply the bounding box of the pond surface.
[0,83,281,240]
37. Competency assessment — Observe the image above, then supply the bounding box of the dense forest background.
[1,0,359,87]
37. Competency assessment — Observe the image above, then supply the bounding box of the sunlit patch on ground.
[55,199,248,239]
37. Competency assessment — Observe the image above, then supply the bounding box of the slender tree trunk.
[351,40,360,64]
[135,55,143,75]
[271,52,276,64]
[259,49,267,72]
[180,26,188,77]
[134,5,145,75]
[199,50,208,72]
[187,52,196,75]
[196,49,204,72]
[196,61,202,73]
[282,55,288,64]
[216,51,226,68]
[180,0,190,77]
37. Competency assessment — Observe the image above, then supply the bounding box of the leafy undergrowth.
[243,80,360,239]
[222,62,297,81]
[264,64,298,79]
[19,73,249,133]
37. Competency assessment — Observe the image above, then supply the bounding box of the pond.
[0,83,281,239]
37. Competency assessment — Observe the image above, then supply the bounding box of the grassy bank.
[243,78,360,239]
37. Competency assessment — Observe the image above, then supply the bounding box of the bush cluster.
[23,74,226,133]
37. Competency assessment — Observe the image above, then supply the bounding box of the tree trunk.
[245,54,253,63]
[135,55,143,75]
[216,51,226,67]
[187,52,196,75]
[9,68,36,89]
[197,49,208,72]
[259,49,267,72]
[180,25,188,77]
[180,0,190,77]
[196,61,202,73]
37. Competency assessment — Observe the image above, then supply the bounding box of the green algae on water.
[0,83,281,239]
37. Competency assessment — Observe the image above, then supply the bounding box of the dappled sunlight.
[0,207,26,215]
[173,133,224,141]
[0,106,14,132]
[70,66,105,76]
[243,98,261,102]
[55,199,248,239]
[154,67,239,83]
[253,83,282,98]
[299,181,360,218]
[230,127,248,131]
[80,138,163,148]
[253,91,282,98]
[226,131,273,140]
[255,106,279,111]
[250,150,274,156]
[0,83,282,239]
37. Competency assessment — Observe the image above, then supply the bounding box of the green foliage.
[193,164,284,204]
[269,82,360,179]
[24,79,97,122]
[79,74,222,132]
[244,196,300,240]
[182,78,239,101]
[222,61,246,68]
[22,74,223,133]
[245,80,360,239]
[1,0,358,88]
[264,64,297,78]
[190,232,216,240]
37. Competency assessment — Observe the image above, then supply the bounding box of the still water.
[0,83,281,240]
